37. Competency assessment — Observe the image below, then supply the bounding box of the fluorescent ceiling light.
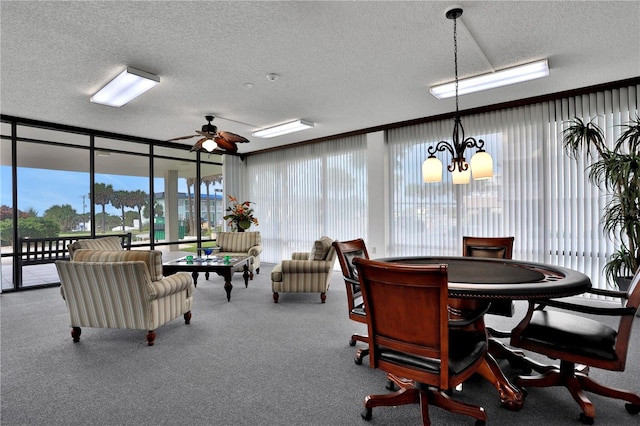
[252,119,314,138]
[90,67,160,107]
[429,59,549,99]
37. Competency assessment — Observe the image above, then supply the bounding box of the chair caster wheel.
[361,408,372,421]
[354,357,363,365]
[349,339,356,346]
[579,413,594,425]
[625,403,640,414]
[475,420,486,426]
[385,379,396,391]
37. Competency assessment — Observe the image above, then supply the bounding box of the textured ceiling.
[2,1,639,154]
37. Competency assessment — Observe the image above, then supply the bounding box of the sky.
[1,166,200,217]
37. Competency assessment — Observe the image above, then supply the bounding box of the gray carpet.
[1,263,639,426]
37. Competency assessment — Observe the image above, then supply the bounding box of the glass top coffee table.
[163,255,251,302]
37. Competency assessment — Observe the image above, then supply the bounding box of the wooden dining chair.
[353,257,488,426]
[462,236,515,336]
[510,267,640,424]
[332,239,370,365]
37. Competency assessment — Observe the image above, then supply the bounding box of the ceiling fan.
[168,115,249,153]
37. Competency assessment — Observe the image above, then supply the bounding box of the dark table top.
[163,255,250,270]
[376,256,591,300]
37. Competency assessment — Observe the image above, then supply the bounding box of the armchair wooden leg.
[184,311,192,324]
[320,292,326,303]
[146,330,156,346]
[71,326,81,343]
[273,292,279,303]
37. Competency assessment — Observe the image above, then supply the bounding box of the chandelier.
[422,8,493,185]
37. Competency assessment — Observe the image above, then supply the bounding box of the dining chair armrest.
[534,298,636,317]
[586,287,628,299]
[344,276,359,286]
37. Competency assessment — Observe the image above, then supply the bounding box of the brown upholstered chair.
[510,267,640,424]
[332,239,369,365]
[463,236,515,336]
[353,258,488,426]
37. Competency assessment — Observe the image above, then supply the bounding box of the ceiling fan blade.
[215,138,239,153]
[190,138,207,152]
[217,131,249,144]
[167,135,200,142]
[168,134,199,141]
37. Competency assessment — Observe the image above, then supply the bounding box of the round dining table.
[375,255,592,410]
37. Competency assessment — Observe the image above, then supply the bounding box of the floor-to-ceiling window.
[0,117,223,291]
[387,84,639,289]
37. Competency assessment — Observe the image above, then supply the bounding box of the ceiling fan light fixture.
[202,138,217,152]
[429,59,549,99]
[90,66,160,107]
[252,119,314,138]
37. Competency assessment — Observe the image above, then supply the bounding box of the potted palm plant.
[562,116,640,290]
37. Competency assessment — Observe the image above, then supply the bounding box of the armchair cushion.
[311,237,333,260]
[68,236,125,259]
[292,252,310,261]
[72,249,164,282]
[217,231,261,252]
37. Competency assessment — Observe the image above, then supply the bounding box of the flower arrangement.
[222,195,259,231]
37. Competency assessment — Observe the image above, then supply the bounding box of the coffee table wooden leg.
[213,269,234,301]
[191,271,199,286]
[223,270,233,302]
[243,263,250,288]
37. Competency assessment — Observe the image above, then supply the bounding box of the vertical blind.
[388,84,638,289]
[241,135,367,263]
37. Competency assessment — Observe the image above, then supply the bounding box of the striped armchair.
[216,231,262,276]
[56,249,194,346]
[67,235,129,259]
[271,236,337,303]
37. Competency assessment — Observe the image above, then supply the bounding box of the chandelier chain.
[454,15,459,114]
